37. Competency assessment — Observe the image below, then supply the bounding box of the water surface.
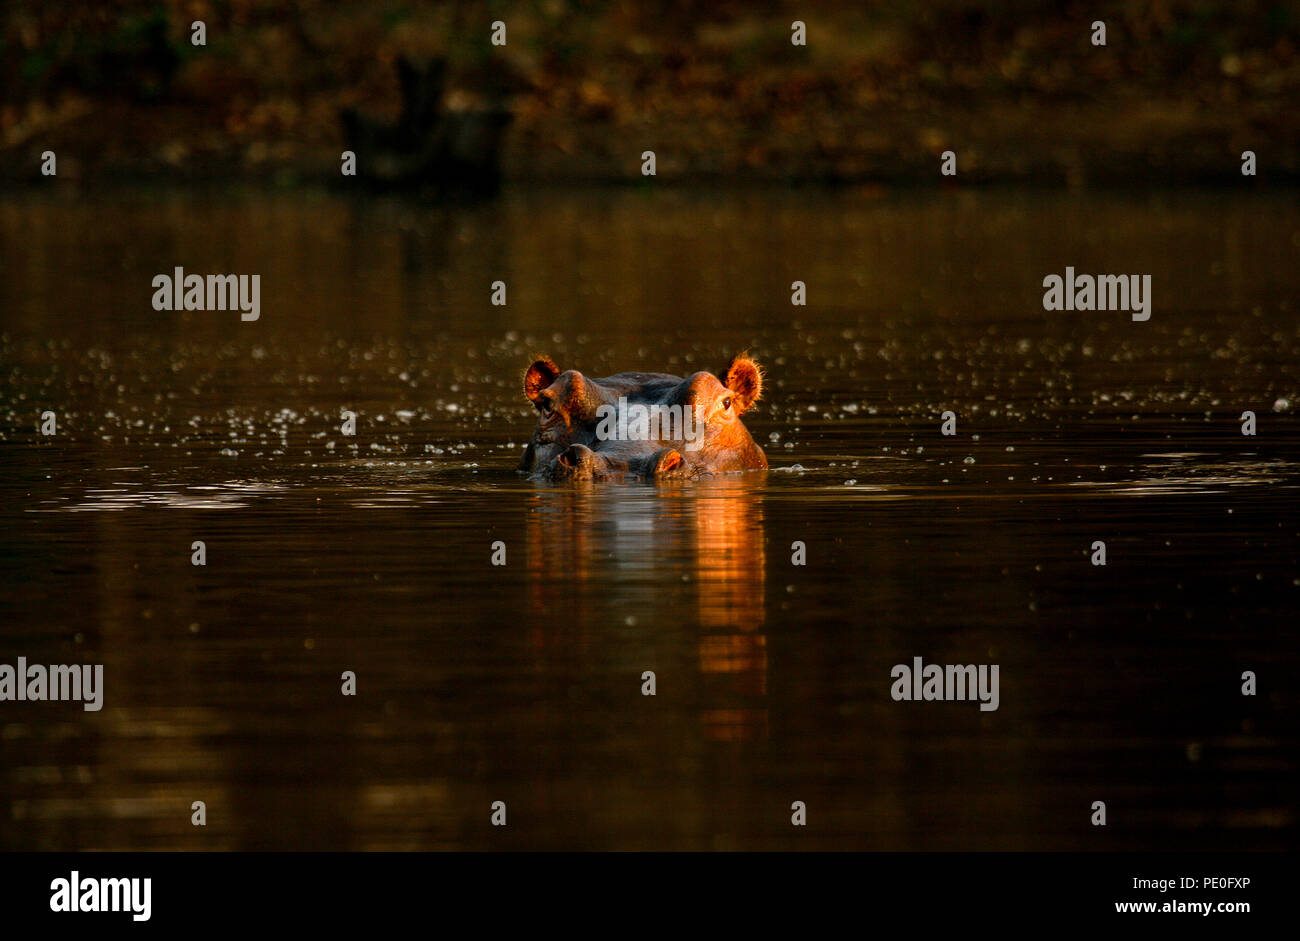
[1,186,1297,849]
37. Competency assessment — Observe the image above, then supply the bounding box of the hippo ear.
[720,352,763,414]
[524,356,560,403]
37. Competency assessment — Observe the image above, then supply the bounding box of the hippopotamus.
[518,353,768,480]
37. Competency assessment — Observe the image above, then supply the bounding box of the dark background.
[2,0,1298,183]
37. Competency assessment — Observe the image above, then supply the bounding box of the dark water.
[1,186,1297,850]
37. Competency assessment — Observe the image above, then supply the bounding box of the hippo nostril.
[558,444,592,469]
[552,444,601,479]
[650,447,685,477]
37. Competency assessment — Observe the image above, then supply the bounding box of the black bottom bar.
[2,852,1285,928]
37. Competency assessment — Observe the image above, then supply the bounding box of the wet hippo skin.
[518,353,768,480]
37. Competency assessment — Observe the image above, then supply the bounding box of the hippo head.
[518,353,768,481]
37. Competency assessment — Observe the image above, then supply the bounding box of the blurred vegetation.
[2,0,1298,183]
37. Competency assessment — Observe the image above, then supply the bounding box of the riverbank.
[3,2,1297,186]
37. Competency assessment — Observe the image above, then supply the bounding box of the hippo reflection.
[524,479,769,741]
[518,353,768,480]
